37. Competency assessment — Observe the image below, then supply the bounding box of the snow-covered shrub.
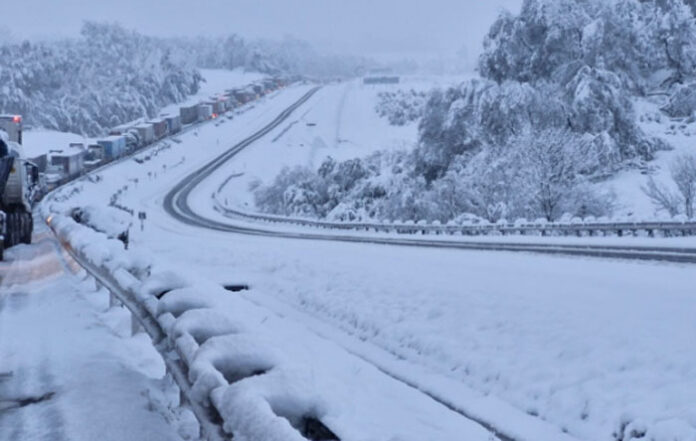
[69,205,132,239]
[644,153,696,218]
[375,89,428,126]
[254,129,616,224]
[564,66,666,163]
[664,83,696,117]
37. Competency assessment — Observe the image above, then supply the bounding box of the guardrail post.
[109,291,122,308]
[131,313,143,336]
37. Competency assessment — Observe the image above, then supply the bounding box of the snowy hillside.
[0,22,201,137]
[0,23,366,138]
[250,0,696,224]
[215,76,464,211]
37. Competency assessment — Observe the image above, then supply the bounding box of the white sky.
[5,0,522,60]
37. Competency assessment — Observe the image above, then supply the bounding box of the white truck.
[0,115,40,260]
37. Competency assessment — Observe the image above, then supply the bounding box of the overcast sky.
[4,0,522,60]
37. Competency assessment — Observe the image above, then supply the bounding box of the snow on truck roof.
[99,135,125,142]
[23,130,92,158]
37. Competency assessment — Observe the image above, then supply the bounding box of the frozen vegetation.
[0,23,202,137]
[255,0,696,223]
[177,35,371,80]
[374,89,428,126]
[0,23,368,137]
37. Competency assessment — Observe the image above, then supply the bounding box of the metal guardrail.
[49,226,229,441]
[47,214,345,441]
[213,196,696,239]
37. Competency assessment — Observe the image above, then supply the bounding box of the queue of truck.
[0,77,289,259]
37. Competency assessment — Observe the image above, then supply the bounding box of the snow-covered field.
[40,80,696,441]
[218,76,463,208]
[0,223,196,441]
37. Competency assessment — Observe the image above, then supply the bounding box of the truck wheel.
[3,213,13,248]
[0,243,4,261]
[21,213,32,245]
[11,213,18,247]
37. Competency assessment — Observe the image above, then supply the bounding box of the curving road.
[163,86,696,265]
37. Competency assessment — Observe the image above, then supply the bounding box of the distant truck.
[164,115,182,134]
[97,136,127,160]
[197,104,213,121]
[0,115,40,260]
[135,124,155,146]
[148,119,169,140]
[180,104,199,125]
[363,76,400,85]
[51,150,84,178]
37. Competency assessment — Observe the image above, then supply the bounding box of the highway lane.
[163,87,696,265]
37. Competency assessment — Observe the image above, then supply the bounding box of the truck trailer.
[197,104,213,121]
[164,115,182,134]
[97,136,127,160]
[135,124,155,146]
[180,105,199,125]
[148,119,169,140]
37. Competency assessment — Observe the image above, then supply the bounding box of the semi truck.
[0,115,40,260]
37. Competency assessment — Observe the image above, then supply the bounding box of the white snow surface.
[22,130,92,158]
[46,207,499,441]
[0,223,197,441]
[607,98,696,218]
[43,80,696,441]
[218,77,456,208]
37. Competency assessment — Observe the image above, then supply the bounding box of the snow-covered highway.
[0,220,196,441]
[38,82,696,441]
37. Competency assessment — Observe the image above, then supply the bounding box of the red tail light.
[12,115,21,123]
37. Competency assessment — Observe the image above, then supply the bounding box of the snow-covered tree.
[643,153,696,217]
[375,89,428,126]
[479,0,696,90]
[0,22,202,136]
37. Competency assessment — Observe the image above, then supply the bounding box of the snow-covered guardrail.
[213,196,696,239]
[44,210,341,441]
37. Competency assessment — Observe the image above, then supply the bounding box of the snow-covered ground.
[0,222,197,441]
[216,75,696,223]
[219,76,461,208]
[42,80,696,441]
[608,98,696,218]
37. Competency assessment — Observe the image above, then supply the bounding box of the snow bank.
[45,203,502,441]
